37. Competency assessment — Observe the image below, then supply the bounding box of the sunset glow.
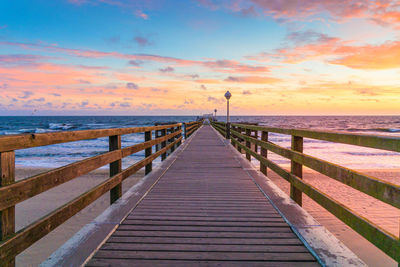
[1,0,399,115]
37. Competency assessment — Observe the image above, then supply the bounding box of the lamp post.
[214,109,217,118]
[224,91,231,139]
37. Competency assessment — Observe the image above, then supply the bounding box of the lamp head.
[224,90,232,100]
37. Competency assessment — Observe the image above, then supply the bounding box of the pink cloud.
[0,41,270,73]
[135,10,149,19]
[198,0,400,27]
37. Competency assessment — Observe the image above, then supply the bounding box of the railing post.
[170,127,176,153]
[177,124,182,146]
[231,126,235,147]
[253,130,258,153]
[0,151,15,267]
[260,131,268,175]
[183,123,187,139]
[245,129,251,161]
[237,127,242,153]
[155,129,160,153]
[290,135,303,206]
[161,128,167,161]
[145,131,152,174]
[109,135,122,204]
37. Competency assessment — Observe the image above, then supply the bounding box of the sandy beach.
[267,167,399,267]
[13,166,399,266]
[15,167,144,267]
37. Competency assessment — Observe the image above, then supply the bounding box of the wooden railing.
[211,121,400,263]
[0,121,201,266]
[184,120,203,139]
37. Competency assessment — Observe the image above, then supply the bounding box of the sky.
[0,0,399,115]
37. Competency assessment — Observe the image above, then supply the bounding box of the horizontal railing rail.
[184,120,203,139]
[0,121,202,266]
[211,121,400,263]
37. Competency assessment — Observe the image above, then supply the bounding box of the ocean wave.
[342,151,397,156]
[345,128,400,133]
[48,123,77,130]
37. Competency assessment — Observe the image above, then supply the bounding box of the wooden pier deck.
[86,125,319,266]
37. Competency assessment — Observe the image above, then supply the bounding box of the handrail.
[184,120,203,138]
[211,122,400,263]
[0,124,181,152]
[0,121,203,265]
[231,123,400,152]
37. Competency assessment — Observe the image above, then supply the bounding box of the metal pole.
[226,100,230,139]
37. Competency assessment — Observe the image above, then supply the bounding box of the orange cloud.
[330,41,400,69]
[224,75,281,83]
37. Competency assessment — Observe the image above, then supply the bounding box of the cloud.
[0,54,50,66]
[128,60,144,66]
[135,10,148,19]
[159,66,174,73]
[51,93,61,97]
[0,83,8,89]
[242,90,252,95]
[126,82,139,89]
[104,35,120,44]
[33,97,45,102]
[198,0,400,28]
[18,91,34,99]
[225,75,281,83]
[186,74,199,79]
[79,100,89,107]
[200,84,207,90]
[286,30,337,45]
[151,88,168,93]
[0,41,270,73]
[207,96,223,103]
[133,36,152,47]
[330,41,400,69]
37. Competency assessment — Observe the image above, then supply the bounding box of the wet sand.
[13,167,399,266]
[14,167,144,267]
[267,167,399,267]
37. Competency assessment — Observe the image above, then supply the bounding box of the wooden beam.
[0,151,15,267]
[260,131,268,175]
[145,131,152,175]
[109,135,122,204]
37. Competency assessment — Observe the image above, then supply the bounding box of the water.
[0,116,399,169]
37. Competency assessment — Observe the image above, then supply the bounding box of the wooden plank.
[0,151,15,267]
[107,236,303,245]
[112,230,298,239]
[87,258,319,267]
[100,243,309,252]
[93,250,316,261]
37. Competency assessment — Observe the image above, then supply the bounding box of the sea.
[0,116,399,170]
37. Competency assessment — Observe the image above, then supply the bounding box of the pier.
[0,121,399,266]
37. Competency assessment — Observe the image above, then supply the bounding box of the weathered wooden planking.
[87,126,318,266]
